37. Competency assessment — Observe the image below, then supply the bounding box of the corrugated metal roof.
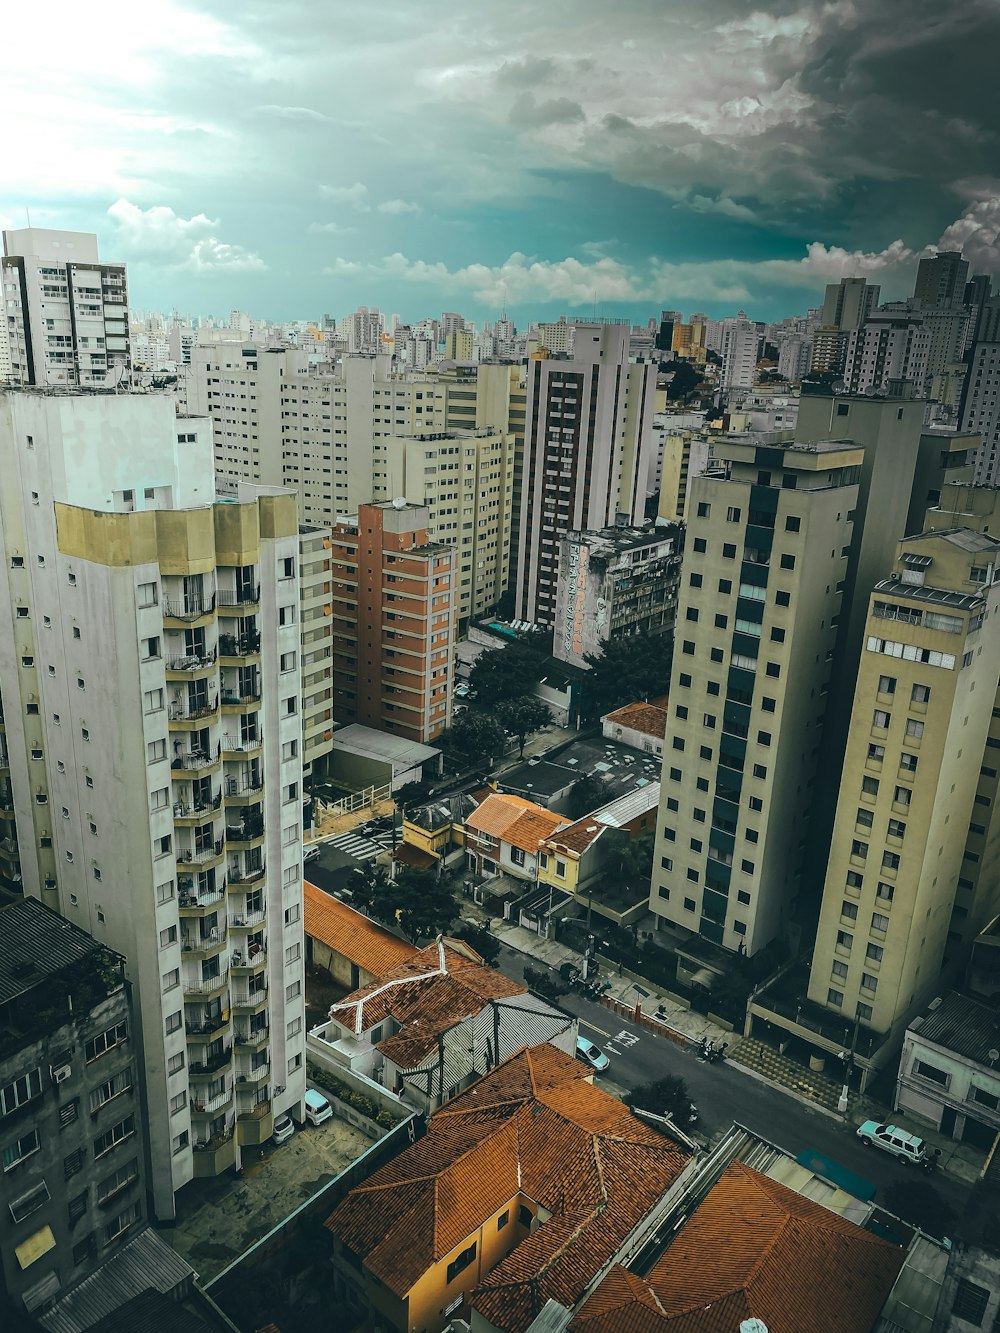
[85,1288,217,1333]
[910,990,1000,1066]
[38,1229,194,1333]
[0,898,108,1006]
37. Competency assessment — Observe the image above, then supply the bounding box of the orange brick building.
[330,500,456,742]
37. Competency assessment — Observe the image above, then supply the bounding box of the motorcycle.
[697,1038,714,1061]
[706,1041,729,1064]
[920,1148,942,1175]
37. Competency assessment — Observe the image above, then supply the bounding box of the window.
[10,1179,50,1223]
[722,543,737,559]
[162,968,180,993]
[1,1068,42,1117]
[836,931,853,951]
[689,573,702,588]
[85,1022,128,1062]
[167,1052,185,1075]
[775,590,790,606]
[287,1016,303,1039]
[882,851,900,872]
[876,881,894,903]
[856,1002,873,1022]
[137,581,157,607]
[684,897,696,912]
[887,819,906,840]
[862,776,879,797]
[827,988,843,1008]
[165,1011,182,1035]
[159,925,177,949]
[905,719,924,739]
[726,506,741,522]
[3,1128,40,1171]
[68,1190,88,1223]
[172,1131,189,1156]
[866,943,884,963]
[284,942,301,966]
[856,808,874,830]
[841,901,858,921]
[280,650,296,673]
[498,1210,510,1230]
[446,1242,477,1283]
[278,604,296,626]
[89,1068,133,1114]
[697,502,711,517]
[860,972,878,993]
[914,1060,948,1087]
[285,981,301,1001]
[872,709,890,730]
[785,515,801,532]
[970,1086,1000,1112]
[98,1158,138,1205]
[952,1277,990,1325]
[868,744,885,762]
[692,538,707,554]
[899,752,918,773]
[911,683,931,704]
[719,579,732,594]
[779,553,795,570]
[871,912,890,932]
[105,1199,141,1243]
[878,674,896,695]
[169,1091,187,1115]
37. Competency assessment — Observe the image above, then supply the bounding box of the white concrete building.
[0,389,307,1219]
[719,313,759,392]
[1,228,130,387]
[842,312,930,397]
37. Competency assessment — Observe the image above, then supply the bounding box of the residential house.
[308,940,575,1113]
[463,793,568,882]
[600,700,668,757]
[303,883,417,991]
[400,794,479,869]
[324,1045,687,1333]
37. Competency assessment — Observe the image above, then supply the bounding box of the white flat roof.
[332,723,439,766]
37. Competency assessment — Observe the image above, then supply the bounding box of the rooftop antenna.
[593,290,597,320]
[25,207,32,227]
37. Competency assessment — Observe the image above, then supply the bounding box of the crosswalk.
[324,830,395,862]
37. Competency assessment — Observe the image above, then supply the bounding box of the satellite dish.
[106,363,126,390]
[988,1048,999,1066]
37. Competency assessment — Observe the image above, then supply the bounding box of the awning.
[690,967,717,990]
[16,1224,56,1269]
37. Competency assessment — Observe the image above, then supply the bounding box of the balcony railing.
[179,888,224,912]
[222,734,262,755]
[189,1045,233,1077]
[227,865,264,887]
[185,1014,230,1039]
[223,778,263,799]
[226,818,265,845]
[235,1063,270,1086]
[177,838,224,866]
[191,1088,232,1116]
[234,1024,269,1049]
[230,910,266,930]
[218,587,260,609]
[167,652,217,672]
[231,984,268,1009]
[181,930,226,958]
[171,749,221,772]
[238,1099,271,1122]
[218,632,261,657]
[221,690,262,707]
[183,967,229,997]
[169,700,219,722]
[231,945,266,972]
[163,595,216,620]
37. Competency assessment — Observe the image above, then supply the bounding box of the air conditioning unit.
[52,1064,72,1084]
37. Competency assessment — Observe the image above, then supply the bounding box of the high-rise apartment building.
[648,436,862,953]
[0,898,147,1317]
[820,277,881,332]
[806,527,1000,1037]
[960,341,1000,486]
[1,228,130,387]
[376,428,515,631]
[296,522,334,784]
[516,324,656,627]
[0,390,307,1218]
[841,311,930,397]
[719,313,759,391]
[330,501,456,742]
[913,251,970,308]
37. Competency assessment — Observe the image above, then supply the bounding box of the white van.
[304,1088,333,1127]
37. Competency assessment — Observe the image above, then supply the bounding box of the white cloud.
[935,187,1000,274]
[318,182,370,211]
[377,198,422,215]
[256,104,332,122]
[308,221,358,235]
[107,199,265,272]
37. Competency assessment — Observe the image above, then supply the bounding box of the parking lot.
[166,1116,371,1282]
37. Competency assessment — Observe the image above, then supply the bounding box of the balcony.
[231,944,266,974]
[234,1024,269,1050]
[181,930,226,960]
[230,910,266,931]
[231,984,268,1012]
[192,1127,236,1177]
[171,749,221,777]
[223,777,263,805]
[227,865,265,888]
[222,690,262,714]
[185,1013,230,1040]
[189,1045,233,1077]
[179,888,225,914]
[218,632,261,663]
[191,1088,232,1116]
[218,587,260,612]
[163,595,216,626]
[235,1063,270,1087]
[183,967,229,999]
[177,838,225,869]
[236,1100,273,1145]
[168,699,220,728]
[222,733,263,758]
[225,818,265,850]
[173,792,222,824]
[166,652,217,679]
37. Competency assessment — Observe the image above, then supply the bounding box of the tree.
[601,828,655,886]
[448,713,507,767]
[349,862,396,922]
[583,633,671,716]
[469,635,550,707]
[663,360,703,402]
[625,1075,695,1127]
[393,867,456,942]
[453,923,501,963]
[565,774,612,819]
[497,697,551,758]
[395,780,433,811]
[883,1181,956,1241]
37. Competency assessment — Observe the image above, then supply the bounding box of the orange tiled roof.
[603,701,668,740]
[571,1160,906,1333]
[503,807,569,854]
[325,1045,687,1329]
[465,791,540,840]
[303,882,417,976]
[543,816,608,857]
[328,938,525,1045]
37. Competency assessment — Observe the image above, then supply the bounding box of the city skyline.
[7,0,1000,323]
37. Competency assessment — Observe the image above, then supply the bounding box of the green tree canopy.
[625,1075,695,1127]
[601,828,655,887]
[469,634,550,707]
[583,633,671,717]
[565,774,612,820]
[448,713,507,766]
[497,697,551,757]
[350,863,456,942]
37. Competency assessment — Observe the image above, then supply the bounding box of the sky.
[6,0,1000,327]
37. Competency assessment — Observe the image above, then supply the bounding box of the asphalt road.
[495,941,972,1230]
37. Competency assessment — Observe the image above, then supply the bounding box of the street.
[495,941,973,1227]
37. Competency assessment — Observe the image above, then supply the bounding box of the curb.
[727,1057,847,1124]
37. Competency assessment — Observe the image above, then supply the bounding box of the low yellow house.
[401,793,480,863]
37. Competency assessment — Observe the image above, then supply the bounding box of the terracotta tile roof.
[303,882,417,976]
[391,842,438,868]
[543,817,608,857]
[328,938,525,1044]
[325,1045,687,1328]
[571,1160,906,1333]
[465,792,540,840]
[503,807,569,854]
[602,701,668,740]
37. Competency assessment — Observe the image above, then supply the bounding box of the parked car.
[304,1088,334,1127]
[303,845,321,863]
[575,1036,610,1072]
[856,1120,928,1164]
[272,1113,295,1146]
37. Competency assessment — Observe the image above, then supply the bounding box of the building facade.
[0,898,146,1316]
[515,325,656,627]
[649,437,862,954]
[961,341,1000,486]
[330,501,456,742]
[297,523,334,786]
[806,528,1000,1037]
[552,524,682,670]
[0,390,307,1219]
[1,229,129,388]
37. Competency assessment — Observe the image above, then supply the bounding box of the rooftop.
[874,577,985,612]
[325,1046,687,1330]
[331,723,440,766]
[466,791,542,840]
[500,735,662,808]
[602,701,668,741]
[571,1160,905,1333]
[405,792,480,832]
[909,990,1000,1066]
[564,524,682,556]
[0,898,110,1005]
[303,882,418,977]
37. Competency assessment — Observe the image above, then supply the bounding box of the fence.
[598,993,690,1048]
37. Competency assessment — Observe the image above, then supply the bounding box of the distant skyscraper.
[515,324,656,627]
[719,313,759,392]
[841,310,930,397]
[820,278,881,332]
[1,227,130,387]
[912,251,970,308]
[961,342,1000,485]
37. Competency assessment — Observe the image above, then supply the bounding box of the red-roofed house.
[464,792,569,882]
[303,881,417,990]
